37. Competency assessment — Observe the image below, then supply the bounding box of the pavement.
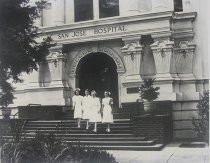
[108,142,209,163]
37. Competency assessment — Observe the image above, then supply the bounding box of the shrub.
[139,78,160,102]
[1,132,118,163]
[192,90,209,143]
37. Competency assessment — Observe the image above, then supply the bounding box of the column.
[138,0,152,12]
[150,38,175,80]
[65,0,75,24]
[182,0,191,12]
[42,2,52,26]
[93,0,99,19]
[152,0,169,11]
[119,0,140,16]
[51,0,65,25]
[122,35,143,82]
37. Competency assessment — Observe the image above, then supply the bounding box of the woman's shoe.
[106,128,110,133]
[93,129,97,132]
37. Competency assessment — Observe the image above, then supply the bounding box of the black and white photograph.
[0,0,209,162]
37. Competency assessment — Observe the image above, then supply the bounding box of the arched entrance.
[76,52,119,109]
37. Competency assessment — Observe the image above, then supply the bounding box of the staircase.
[16,110,164,151]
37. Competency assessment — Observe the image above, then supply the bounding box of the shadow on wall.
[39,60,51,87]
[140,35,156,79]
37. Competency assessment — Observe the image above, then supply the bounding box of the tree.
[0,0,54,107]
[192,90,209,143]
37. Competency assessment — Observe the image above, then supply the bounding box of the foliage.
[0,0,55,107]
[1,132,118,163]
[192,90,209,143]
[139,78,160,102]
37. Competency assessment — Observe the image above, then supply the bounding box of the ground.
[0,142,209,163]
[108,142,209,163]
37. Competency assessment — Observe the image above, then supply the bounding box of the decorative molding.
[151,39,174,58]
[174,41,195,59]
[47,46,67,67]
[122,35,143,61]
[70,46,125,75]
[150,38,174,79]
[173,41,196,78]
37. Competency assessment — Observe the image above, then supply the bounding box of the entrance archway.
[76,52,119,109]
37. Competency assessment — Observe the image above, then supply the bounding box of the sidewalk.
[108,142,209,163]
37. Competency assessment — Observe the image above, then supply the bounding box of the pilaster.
[174,40,199,100]
[93,0,99,19]
[65,0,75,24]
[151,36,182,101]
[42,2,52,26]
[119,0,140,16]
[174,41,196,80]
[47,46,67,87]
[51,0,65,25]
[151,38,176,80]
[45,46,71,105]
[122,35,143,84]
[152,0,172,12]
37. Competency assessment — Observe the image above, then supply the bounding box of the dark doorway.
[77,52,119,109]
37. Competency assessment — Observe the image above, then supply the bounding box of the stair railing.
[12,111,19,119]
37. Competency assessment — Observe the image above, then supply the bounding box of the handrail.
[20,119,27,139]
[13,111,19,119]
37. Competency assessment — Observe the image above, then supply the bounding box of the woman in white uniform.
[82,89,92,129]
[89,90,101,132]
[102,91,114,132]
[72,88,83,128]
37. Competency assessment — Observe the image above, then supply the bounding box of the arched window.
[99,0,119,18]
[74,0,93,22]
[174,0,183,12]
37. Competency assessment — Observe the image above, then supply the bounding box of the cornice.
[38,11,173,34]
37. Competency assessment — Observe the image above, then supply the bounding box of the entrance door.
[77,52,119,109]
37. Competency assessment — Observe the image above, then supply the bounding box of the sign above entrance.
[57,25,127,40]
[38,11,173,44]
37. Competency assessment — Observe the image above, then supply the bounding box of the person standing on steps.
[72,88,83,128]
[102,91,114,133]
[89,90,101,132]
[82,89,92,129]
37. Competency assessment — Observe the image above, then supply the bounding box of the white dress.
[89,97,102,122]
[72,95,83,119]
[102,97,113,123]
[82,95,92,120]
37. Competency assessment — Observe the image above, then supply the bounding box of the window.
[99,0,119,18]
[174,0,183,12]
[74,0,93,22]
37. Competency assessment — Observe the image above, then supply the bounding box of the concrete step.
[68,144,165,151]
[23,129,132,134]
[65,140,155,146]
[27,119,130,123]
[25,122,131,127]
[61,112,131,119]
[23,133,135,137]
[23,126,131,130]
